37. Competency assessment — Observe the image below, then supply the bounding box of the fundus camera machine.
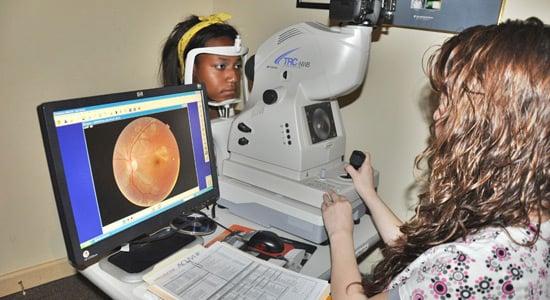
[204,0,393,243]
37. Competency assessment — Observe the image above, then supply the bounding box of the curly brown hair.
[365,17,550,295]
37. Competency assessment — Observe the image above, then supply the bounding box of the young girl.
[322,17,550,299]
[160,13,243,118]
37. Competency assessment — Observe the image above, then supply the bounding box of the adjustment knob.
[263,90,278,105]
[238,137,249,145]
[237,122,252,133]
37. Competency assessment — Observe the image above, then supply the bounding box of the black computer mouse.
[247,230,285,253]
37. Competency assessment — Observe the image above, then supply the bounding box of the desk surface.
[81,208,379,300]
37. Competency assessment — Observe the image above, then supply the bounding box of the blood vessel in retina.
[113,117,180,206]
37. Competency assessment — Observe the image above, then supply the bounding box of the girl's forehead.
[199,53,241,63]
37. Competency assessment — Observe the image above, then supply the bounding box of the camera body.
[329,0,396,25]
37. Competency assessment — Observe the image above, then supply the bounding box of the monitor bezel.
[37,84,219,270]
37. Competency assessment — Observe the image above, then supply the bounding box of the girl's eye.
[213,62,242,70]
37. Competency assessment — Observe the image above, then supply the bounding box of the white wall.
[0,0,213,276]
[1,0,548,278]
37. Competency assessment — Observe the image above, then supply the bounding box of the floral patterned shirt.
[387,221,550,299]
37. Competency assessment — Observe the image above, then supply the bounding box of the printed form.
[144,242,329,300]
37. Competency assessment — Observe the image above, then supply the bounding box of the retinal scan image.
[85,108,198,226]
[112,117,180,207]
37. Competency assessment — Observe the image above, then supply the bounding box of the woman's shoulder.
[390,224,550,299]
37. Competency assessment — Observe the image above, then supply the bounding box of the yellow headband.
[177,12,232,81]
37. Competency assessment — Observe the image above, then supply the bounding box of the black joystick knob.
[349,150,366,170]
[341,150,366,179]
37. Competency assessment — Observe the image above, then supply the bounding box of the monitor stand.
[98,228,200,283]
[170,213,217,236]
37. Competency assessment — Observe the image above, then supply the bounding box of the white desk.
[81,207,379,300]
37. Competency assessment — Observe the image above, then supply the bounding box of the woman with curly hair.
[322,17,549,299]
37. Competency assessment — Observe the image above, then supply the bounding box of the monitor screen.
[38,84,218,269]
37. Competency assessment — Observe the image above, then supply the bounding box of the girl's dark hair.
[364,17,550,295]
[160,15,238,86]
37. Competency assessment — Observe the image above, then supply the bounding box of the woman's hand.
[321,190,354,239]
[345,151,377,201]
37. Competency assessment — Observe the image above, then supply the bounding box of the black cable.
[193,210,235,233]
[130,226,176,245]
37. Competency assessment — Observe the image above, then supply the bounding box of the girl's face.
[193,36,242,102]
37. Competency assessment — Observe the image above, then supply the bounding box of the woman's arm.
[322,191,389,300]
[346,151,403,246]
[322,191,365,299]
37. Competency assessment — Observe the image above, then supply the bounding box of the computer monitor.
[37,84,218,271]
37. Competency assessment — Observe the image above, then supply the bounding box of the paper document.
[144,241,330,300]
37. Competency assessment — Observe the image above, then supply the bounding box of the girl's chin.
[211,96,236,102]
